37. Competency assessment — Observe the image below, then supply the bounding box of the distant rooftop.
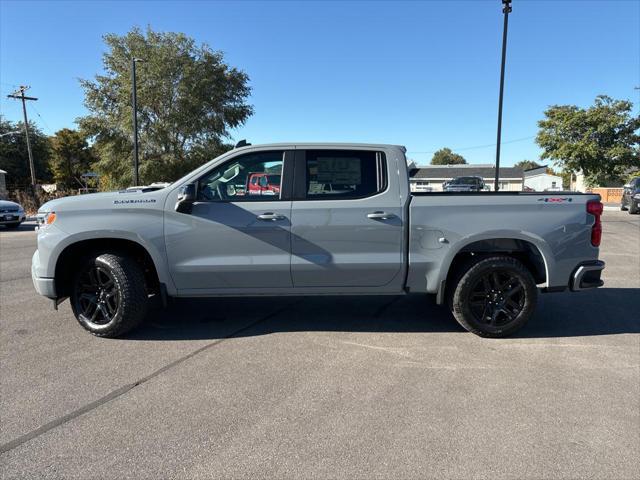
[410,165,524,180]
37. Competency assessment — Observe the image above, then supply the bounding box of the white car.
[0,199,26,228]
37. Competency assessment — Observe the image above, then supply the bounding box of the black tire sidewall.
[452,257,537,338]
[70,254,147,337]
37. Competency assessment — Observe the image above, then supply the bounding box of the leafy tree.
[0,117,51,186]
[49,128,96,188]
[78,27,253,188]
[430,148,467,165]
[536,95,640,183]
[514,160,541,171]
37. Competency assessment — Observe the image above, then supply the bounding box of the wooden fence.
[589,188,623,203]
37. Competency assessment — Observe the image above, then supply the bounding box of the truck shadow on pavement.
[127,287,640,341]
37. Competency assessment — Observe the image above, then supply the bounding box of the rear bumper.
[570,260,605,291]
[31,251,56,299]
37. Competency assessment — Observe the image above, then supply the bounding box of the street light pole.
[494,0,512,191]
[131,58,143,186]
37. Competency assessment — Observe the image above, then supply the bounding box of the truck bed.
[406,192,601,295]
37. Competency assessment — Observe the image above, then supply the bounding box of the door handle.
[367,211,394,220]
[257,212,286,221]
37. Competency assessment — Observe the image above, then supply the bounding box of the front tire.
[71,253,148,337]
[451,256,537,338]
[629,202,639,214]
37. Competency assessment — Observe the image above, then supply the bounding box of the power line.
[407,135,535,155]
[30,103,53,134]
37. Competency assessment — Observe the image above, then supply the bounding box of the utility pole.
[131,58,143,186]
[7,86,38,189]
[494,0,512,191]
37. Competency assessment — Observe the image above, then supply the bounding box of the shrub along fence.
[6,187,74,216]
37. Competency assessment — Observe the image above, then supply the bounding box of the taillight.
[587,200,603,247]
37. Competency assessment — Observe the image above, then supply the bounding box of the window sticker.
[316,157,362,185]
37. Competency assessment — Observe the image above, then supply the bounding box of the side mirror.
[175,183,196,214]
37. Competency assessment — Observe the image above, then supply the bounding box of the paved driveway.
[1,211,638,479]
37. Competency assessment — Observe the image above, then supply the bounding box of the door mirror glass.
[175,183,196,213]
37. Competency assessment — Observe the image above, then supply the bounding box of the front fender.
[37,224,176,296]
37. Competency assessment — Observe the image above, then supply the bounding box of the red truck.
[246,172,281,196]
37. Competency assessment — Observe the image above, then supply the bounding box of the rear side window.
[304,150,386,199]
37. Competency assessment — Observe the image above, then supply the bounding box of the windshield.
[266,175,281,185]
[450,177,480,185]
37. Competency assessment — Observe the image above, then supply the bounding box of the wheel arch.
[53,236,168,298]
[436,232,552,304]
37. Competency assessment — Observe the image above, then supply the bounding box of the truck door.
[290,149,404,288]
[164,150,294,293]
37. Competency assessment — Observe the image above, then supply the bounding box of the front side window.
[197,151,284,201]
[305,150,385,199]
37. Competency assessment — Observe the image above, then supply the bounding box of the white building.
[523,165,563,191]
[409,164,524,192]
[0,169,6,198]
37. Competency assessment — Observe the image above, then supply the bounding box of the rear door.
[290,148,404,288]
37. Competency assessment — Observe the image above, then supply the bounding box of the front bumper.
[0,213,25,224]
[31,251,56,299]
[570,260,605,291]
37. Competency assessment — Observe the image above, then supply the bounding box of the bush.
[7,188,75,216]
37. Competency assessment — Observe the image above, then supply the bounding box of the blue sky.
[1,0,638,166]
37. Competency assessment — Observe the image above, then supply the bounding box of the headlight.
[36,211,56,227]
[634,193,640,200]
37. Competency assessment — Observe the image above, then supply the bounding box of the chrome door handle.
[367,211,394,220]
[257,212,286,221]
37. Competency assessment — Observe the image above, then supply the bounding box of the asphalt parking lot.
[1,211,638,479]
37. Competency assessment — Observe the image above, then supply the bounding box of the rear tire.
[450,256,537,338]
[70,253,148,338]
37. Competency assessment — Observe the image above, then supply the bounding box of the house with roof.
[408,164,524,192]
[523,165,563,191]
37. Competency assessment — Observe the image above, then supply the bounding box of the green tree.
[0,117,51,186]
[514,160,541,171]
[536,95,640,184]
[49,128,96,188]
[430,148,467,165]
[78,27,253,188]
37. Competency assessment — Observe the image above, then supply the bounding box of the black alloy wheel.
[450,256,537,338]
[70,253,148,337]
[468,269,525,327]
[74,265,120,327]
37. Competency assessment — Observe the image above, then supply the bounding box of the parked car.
[443,176,485,192]
[620,177,640,214]
[247,172,281,196]
[0,199,26,228]
[32,143,604,338]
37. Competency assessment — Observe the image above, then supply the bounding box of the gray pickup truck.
[32,143,605,338]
